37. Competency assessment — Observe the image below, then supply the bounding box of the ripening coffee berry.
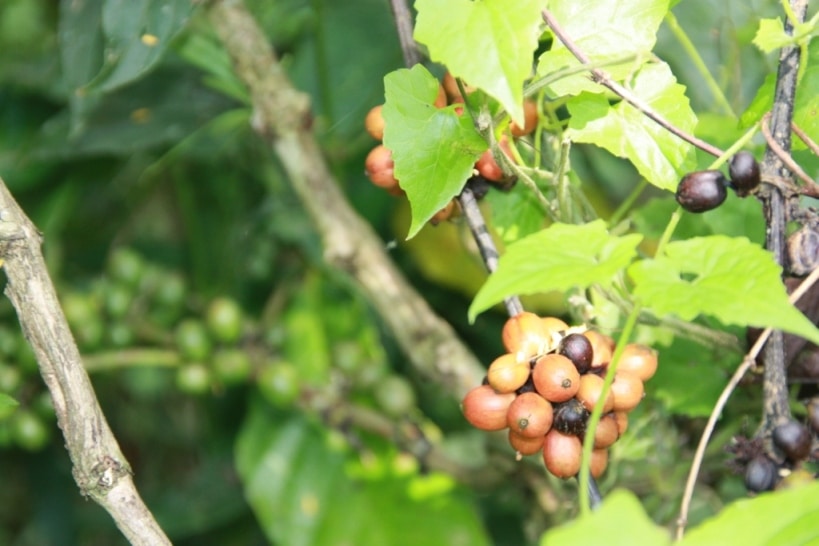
[593,413,620,449]
[772,420,812,462]
[442,72,475,103]
[617,343,658,381]
[532,354,581,403]
[552,398,589,436]
[610,371,645,412]
[510,99,539,137]
[542,429,582,479]
[728,151,761,194]
[462,385,515,431]
[613,411,629,435]
[575,373,614,414]
[487,353,531,394]
[502,312,549,360]
[745,455,778,493]
[475,135,514,183]
[365,105,385,140]
[508,429,546,456]
[507,392,553,438]
[584,330,614,369]
[434,84,447,108]
[430,199,459,225]
[559,333,594,374]
[590,448,609,478]
[364,145,400,192]
[676,170,728,213]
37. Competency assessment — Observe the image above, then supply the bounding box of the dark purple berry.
[744,455,778,493]
[676,170,728,213]
[728,151,761,194]
[552,398,589,436]
[559,333,594,375]
[772,420,812,462]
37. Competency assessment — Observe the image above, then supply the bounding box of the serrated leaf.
[680,482,819,546]
[382,65,486,239]
[567,63,697,191]
[87,0,193,93]
[752,18,793,53]
[414,0,544,125]
[468,220,642,321]
[540,489,671,546]
[537,0,669,97]
[629,236,819,345]
[236,401,491,546]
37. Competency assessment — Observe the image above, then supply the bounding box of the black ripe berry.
[676,170,728,213]
[744,455,778,493]
[559,333,594,375]
[728,151,761,194]
[553,398,589,436]
[772,420,812,462]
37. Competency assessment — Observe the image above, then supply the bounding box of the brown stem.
[541,9,724,158]
[0,178,170,545]
[791,121,819,156]
[761,112,819,196]
[388,0,421,67]
[207,0,485,398]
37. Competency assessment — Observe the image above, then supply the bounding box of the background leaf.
[235,401,491,546]
[537,0,669,97]
[382,65,486,238]
[414,0,545,125]
[629,236,819,345]
[540,489,671,546]
[567,63,698,191]
[468,220,642,320]
[680,482,819,546]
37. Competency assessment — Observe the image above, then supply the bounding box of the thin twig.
[761,112,819,195]
[541,9,724,159]
[388,0,421,67]
[791,121,819,156]
[675,265,819,540]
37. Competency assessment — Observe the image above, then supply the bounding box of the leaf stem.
[663,12,735,118]
[541,9,724,158]
[655,206,682,257]
[608,179,648,227]
[578,304,642,516]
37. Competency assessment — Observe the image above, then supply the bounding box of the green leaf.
[537,0,669,97]
[629,236,819,345]
[235,401,491,546]
[752,18,792,53]
[486,182,545,245]
[0,392,19,412]
[540,489,671,546]
[680,482,819,546]
[468,220,642,321]
[87,0,193,93]
[567,63,697,191]
[414,0,544,125]
[382,65,486,239]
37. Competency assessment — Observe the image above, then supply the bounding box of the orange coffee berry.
[575,373,614,413]
[507,392,553,438]
[487,353,531,394]
[508,429,545,456]
[617,343,658,381]
[542,429,582,479]
[462,385,515,431]
[365,104,385,140]
[532,353,581,403]
[502,311,549,360]
[610,371,644,412]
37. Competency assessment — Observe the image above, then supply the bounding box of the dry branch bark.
[206,0,485,398]
[0,179,170,545]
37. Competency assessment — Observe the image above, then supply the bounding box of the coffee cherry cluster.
[461,311,657,480]
[675,151,761,213]
[363,73,539,225]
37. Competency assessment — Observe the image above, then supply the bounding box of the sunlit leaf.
[752,18,793,53]
[629,236,819,345]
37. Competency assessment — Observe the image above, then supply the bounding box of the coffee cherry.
[772,420,811,462]
[206,297,243,344]
[176,363,212,395]
[787,227,819,276]
[610,371,644,412]
[510,99,539,137]
[475,135,514,184]
[506,392,553,438]
[212,348,252,386]
[532,354,581,403]
[175,319,212,362]
[462,385,515,431]
[542,429,582,479]
[502,312,549,360]
[575,373,614,413]
[365,104,385,140]
[540,317,569,349]
[487,353,531,394]
[617,343,658,381]
[728,151,760,194]
[593,413,620,449]
[676,170,728,213]
[257,361,300,408]
[590,448,609,478]
[613,411,629,435]
[552,398,589,436]
[434,84,448,108]
[430,199,459,226]
[559,333,594,374]
[442,72,475,103]
[365,145,400,193]
[508,429,545,456]
[584,330,614,369]
[744,455,778,493]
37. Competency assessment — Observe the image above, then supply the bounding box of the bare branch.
[761,112,819,195]
[0,178,170,545]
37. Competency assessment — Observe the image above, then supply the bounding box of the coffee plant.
[1,0,819,545]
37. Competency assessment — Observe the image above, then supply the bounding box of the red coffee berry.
[462,385,515,431]
[507,392,553,438]
[542,429,582,479]
[532,354,581,403]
